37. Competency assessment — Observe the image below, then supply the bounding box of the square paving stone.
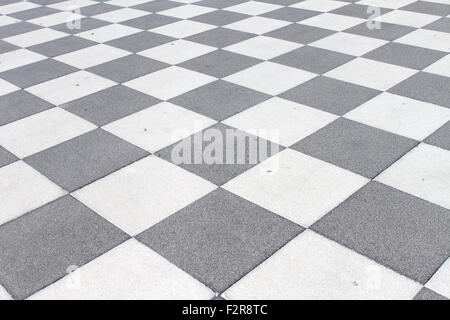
[156,123,282,185]
[136,188,303,293]
[179,49,261,78]
[106,31,175,52]
[61,85,161,126]
[0,195,129,299]
[363,42,447,70]
[50,17,108,35]
[0,90,54,126]
[425,121,450,151]
[133,0,184,12]
[192,9,249,26]
[24,129,149,192]
[28,36,97,58]
[424,17,450,33]
[272,46,354,74]
[0,146,17,168]
[262,7,321,22]
[186,27,255,48]
[87,54,169,83]
[389,72,450,108]
[121,14,179,30]
[0,40,19,54]
[265,24,334,44]
[0,22,41,39]
[291,118,418,178]
[0,59,77,89]
[331,3,391,18]
[346,22,415,41]
[414,288,448,300]
[312,181,450,284]
[280,76,380,115]
[170,79,270,121]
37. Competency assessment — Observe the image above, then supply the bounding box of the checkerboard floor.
[0,0,449,300]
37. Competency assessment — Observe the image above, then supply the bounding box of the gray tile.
[331,4,391,18]
[0,22,41,39]
[0,146,17,168]
[196,0,247,9]
[414,287,448,300]
[156,123,282,185]
[0,91,54,127]
[137,188,303,293]
[256,0,302,5]
[192,9,249,26]
[266,24,334,44]
[291,118,418,178]
[24,129,149,192]
[186,27,255,48]
[62,85,160,126]
[401,1,450,16]
[51,17,108,35]
[87,54,169,83]
[179,49,261,78]
[312,181,450,284]
[133,0,183,12]
[346,22,415,41]
[9,6,58,20]
[424,17,450,33]
[363,42,446,70]
[28,35,96,58]
[425,121,450,151]
[389,72,450,108]
[262,7,321,22]
[0,195,129,299]
[121,13,179,30]
[28,0,61,4]
[106,31,175,52]
[0,59,77,89]
[272,46,354,74]
[170,80,270,121]
[280,76,380,115]
[77,3,121,16]
[0,40,19,54]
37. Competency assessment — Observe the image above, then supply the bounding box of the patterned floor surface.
[0,0,449,300]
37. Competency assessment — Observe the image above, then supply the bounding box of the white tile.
[0,285,12,300]
[3,28,67,47]
[375,10,441,28]
[93,8,148,23]
[0,2,39,15]
[356,0,417,9]
[224,16,289,35]
[225,1,282,15]
[299,13,365,31]
[376,143,450,210]
[103,102,216,152]
[395,29,450,52]
[224,61,317,96]
[150,20,215,38]
[48,0,96,10]
[345,93,450,141]
[325,58,417,91]
[0,161,66,226]
[0,15,20,27]
[29,11,84,27]
[73,156,217,235]
[26,71,116,106]
[223,230,421,299]
[159,4,215,19]
[223,97,338,147]
[0,78,19,97]
[424,55,450,77]
[310,32,387,56]
[0,49,46,73]
[77,24,141,43]
[29,239,215,299]
[425,259,450,299]
[291,0,348,12]
[106,0,152,7]
[223,149,368,227]
[0,108,96,158]
[124,66,216,100]
[138,40,216,64]
[224,36,301,60]
[54,44,131,69]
